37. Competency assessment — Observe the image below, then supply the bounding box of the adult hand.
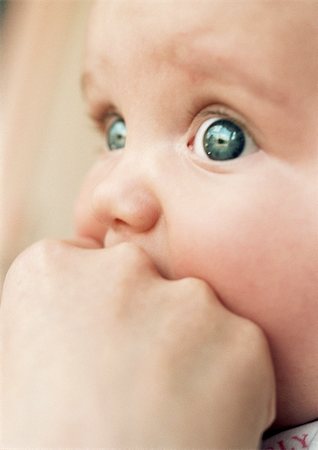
[0,240,275,447]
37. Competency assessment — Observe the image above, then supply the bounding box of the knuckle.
[12,239,68,270]
[114,242,151,270]
[4,240,48,281]
[1,239,77,322]
[238,318,267,347]
[2,239,67,299]
[232,317,271,363]
[230,318,275,394]
[177,276,204,291]
[176,277,214,304]
[32,238,70,261]
[170,277,215,322]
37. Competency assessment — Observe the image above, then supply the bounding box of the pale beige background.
[1,0,101,287]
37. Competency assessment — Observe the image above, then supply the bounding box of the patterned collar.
[262,420,318,450]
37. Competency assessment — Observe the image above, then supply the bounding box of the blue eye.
[204,119,245,160]
[192,117,257,161]
[106,117,126,150]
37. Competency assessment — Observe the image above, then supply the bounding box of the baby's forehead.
[88,0,317,84]
[85,1,317,122]
[90,0,317,47]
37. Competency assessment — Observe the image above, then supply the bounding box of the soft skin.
[76,0,318,428]
[1,240,275,447]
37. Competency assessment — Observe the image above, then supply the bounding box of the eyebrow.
[81,67,104,100]
[81,71,93,99]
[171,35,289,107]
[81,33,289,108]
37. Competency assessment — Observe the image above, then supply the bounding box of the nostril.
[113,218,127,228]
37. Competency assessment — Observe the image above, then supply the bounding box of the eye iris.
[203,119,245,161]
[107,119,126,150]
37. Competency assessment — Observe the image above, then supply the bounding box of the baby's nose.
[92,160,161,235]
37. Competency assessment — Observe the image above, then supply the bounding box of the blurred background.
[1,0,101,288]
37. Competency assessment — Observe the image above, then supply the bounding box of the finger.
[61,237,103,249]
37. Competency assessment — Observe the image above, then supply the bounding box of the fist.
[0,240,275,447]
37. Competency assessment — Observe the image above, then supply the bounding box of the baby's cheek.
[170,205,273,315]
[178,185,318,427]
[169,179,317,332]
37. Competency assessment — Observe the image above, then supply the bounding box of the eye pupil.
[107,118,126,150]
[203,119,245,161]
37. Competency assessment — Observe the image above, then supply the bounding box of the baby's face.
[76,0,318,427]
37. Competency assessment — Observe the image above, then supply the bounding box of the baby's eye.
[191,117,257,161]
[106,116,126,150]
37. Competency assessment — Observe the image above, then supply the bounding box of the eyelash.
[189,105,258,151]
[87,108,120,155]
[88,104,256,152]
[191,106,247,134]
[88,106,119,134]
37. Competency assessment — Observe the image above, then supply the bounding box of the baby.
[1,0,318,447]
[76,0,318,445]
